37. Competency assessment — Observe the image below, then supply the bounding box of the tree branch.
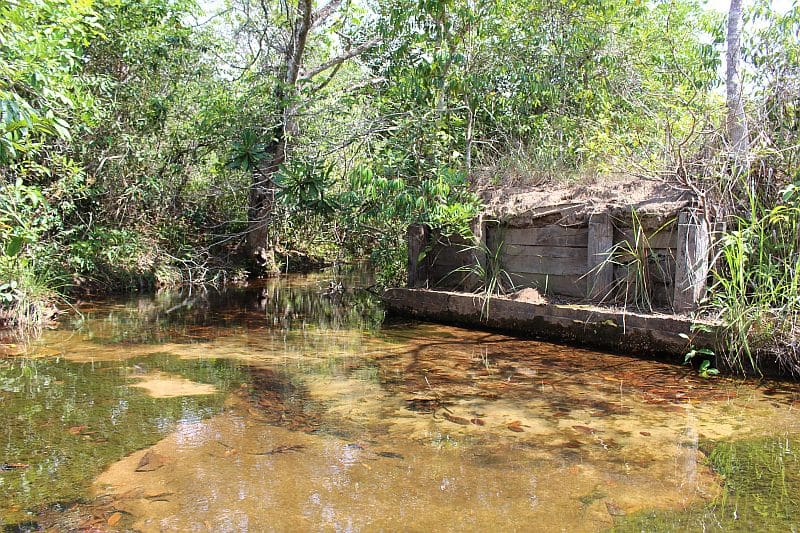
[285,0,313,85]
[312,0,343,28]
[297,38,379,84]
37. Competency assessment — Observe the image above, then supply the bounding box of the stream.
[1,272,799,531]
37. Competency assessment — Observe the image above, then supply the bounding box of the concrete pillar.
[673,208,710,313]
[407,224,429,288]
[587,212,614,300]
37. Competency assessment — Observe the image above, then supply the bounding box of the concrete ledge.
[382,288,720,362]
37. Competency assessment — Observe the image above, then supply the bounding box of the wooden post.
[673,208,710,313]
[407,224,429,288]
[471,215,489,292]
[587,212,614,301]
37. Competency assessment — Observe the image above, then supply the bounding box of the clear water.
[1,273,798,532]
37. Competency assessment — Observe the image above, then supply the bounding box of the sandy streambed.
[92,395,723,533]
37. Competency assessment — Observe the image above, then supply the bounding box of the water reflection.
[1,272,799,531]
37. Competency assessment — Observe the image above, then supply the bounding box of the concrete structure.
[407,205,711,313]
[396,204,719,360]
[383,288,720,360]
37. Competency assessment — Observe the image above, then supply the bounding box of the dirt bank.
[474,174,692,228]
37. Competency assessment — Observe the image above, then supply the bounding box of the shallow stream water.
[1,273,799,531]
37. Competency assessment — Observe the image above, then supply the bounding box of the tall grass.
[586,209,674,312]
[0,257,66,330]
[453,228,515,318]
[709,184,800,375]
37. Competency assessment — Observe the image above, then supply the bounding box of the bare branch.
[312,0,343,28]
[297,38,379,84]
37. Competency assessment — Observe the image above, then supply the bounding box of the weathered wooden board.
[608,248,675,269]
[407,224,430,288]
[429,267,473,288]
[500,250,587,276]
[674,209,710,312]
[429,247,473,266]
[611,251,676,308]
[500,244,587,260]
[490,226,588,248]
[588,213,614,299]
[430,236,470,248]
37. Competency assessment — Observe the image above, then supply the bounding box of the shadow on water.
[0,270,799,531]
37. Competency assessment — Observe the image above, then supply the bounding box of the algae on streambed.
[0,353,244,526]
[613,435,800,532]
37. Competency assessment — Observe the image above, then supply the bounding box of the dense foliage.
[1,0,798,371]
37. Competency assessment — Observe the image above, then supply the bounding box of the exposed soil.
[506,287,548,304]
[474,173,692,228]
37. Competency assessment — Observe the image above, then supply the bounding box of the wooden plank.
[465,216,490,292]
[651,283,673,308]
[473,215,488,271]
[501,245,587,260]
[430,252,475,267]
[588,213,614,300]
[429,246,472,265]
[429,267,472,288]
[432,233,470,247]
[611,261,675,309]
[500,253,587,276]
[492,226,588,248]
[673,209,710,313]
[649,250,676,284]
[615,227,678,250]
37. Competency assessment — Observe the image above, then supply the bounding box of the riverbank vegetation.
[1,0,798,373]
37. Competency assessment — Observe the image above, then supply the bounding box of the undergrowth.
[453,226,515,318]
[708,183,800,376]
[586,209,675,312]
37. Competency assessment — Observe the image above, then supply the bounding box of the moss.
[0,354,245,526]
[612,435,800,532]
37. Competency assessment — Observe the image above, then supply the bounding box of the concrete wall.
[408,207,710,313]
[383,288,720,360]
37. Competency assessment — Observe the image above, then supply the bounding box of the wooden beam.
[498,226,588,248]
[587,212,614,300]
[407,224,429,288]
[504,273,587,298]
[470,215,489,292]
[615,227,678,250]
[673,208,710,313]
[500,251,587,276]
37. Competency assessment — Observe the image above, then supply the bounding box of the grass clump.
[452,227,516,318]
[709,184,800,376]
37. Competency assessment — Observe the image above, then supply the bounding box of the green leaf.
[5,235,24,257]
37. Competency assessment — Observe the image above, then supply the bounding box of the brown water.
[1,273,799,531]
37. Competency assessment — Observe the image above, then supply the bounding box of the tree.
[229,0,378,270]
[726,0,749,174]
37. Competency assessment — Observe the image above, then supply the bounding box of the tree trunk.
[464,94,474,176]
[726,0,749,176]
[246,0,313,271]
[244,0,376,271]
